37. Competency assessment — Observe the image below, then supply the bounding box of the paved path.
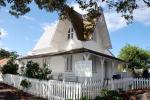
[0,82,45,100]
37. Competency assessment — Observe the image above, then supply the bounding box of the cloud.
[41,20,58,32]
[21,15,35,21]
[134,8,150,26]
[72,3,87,14]
[0,27,8,38]
[105,7,150,32]
[104,12,127,32]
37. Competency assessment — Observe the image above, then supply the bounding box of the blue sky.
[0,2,150,57]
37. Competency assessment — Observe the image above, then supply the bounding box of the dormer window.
[68,27,74,40]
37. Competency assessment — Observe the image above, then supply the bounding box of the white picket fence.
[2,74,150,100]
[132,78,150,89]
[3,74,81,100]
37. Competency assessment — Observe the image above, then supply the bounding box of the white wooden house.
[18,9,129,82]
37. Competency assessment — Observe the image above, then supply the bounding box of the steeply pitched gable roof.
[65,7,84,40]
[64,6,99,41]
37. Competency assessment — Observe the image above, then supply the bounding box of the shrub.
[20,79,31,89]
[24,61,52,80]
[95,96,103,100]
[81,96,88,100]
[99,89,123,100]
[142,69,149,78]
[24,61,40,78]
[37,63,52,80]
[1,58,18,74]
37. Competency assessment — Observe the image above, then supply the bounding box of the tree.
[0,49,11,59]
[0,49,19,74]
[118,44,150,77]
[1,58,18,74]
[0,49,18,60]
[0,0,149,22]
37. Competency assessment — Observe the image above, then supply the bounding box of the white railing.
[3,74,150,100]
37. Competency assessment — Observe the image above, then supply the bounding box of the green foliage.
[20,79,31,89]
[24,61,52,80]
[0,49,18,60]
[98,89,123,100]
[128,84,132,90]
[1,58,18,74]
[25,61,40,78]
[37,63,52,80]
[118,44,150,72]
[142,68,149,78]
[81,96,88,100]
[0,49,11,59]
[95,96,103,100]
[67,99,73,100]
[0,0,150,22]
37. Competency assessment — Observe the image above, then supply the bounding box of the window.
[92,56,97,73]
[66,55,72,72]
[68,27,74,40]
[89,56,97,73]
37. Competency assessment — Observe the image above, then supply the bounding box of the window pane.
[68,28,70,33]
[71,28,74,32]
[68,34,70,40]
[71,33,73,39]
[66,55,72,72]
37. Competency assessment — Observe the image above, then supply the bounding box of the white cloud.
[21,15,35,21]
[105,7,150,32]
[104,12,127,32]
[72,3,87,14]
[134,8,150,26]
[41,20,58,32]
[0,27,8,38]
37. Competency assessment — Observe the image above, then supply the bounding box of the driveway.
[0,82,45,100]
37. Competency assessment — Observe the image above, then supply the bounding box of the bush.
[24,61,40,78]
[81,96,88,100]
[37,63,52,80]
[1,58,18,74]
[95,96,104,100]
[20,79,31,89]
[98,89,123,100]
[142,69,149,78]
[24,61,52,80]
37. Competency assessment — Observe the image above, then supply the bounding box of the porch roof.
[18,48,127,63]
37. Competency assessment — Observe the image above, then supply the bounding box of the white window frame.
[89,55,97,73]
[65,55,73,72]
[68,27,74,40]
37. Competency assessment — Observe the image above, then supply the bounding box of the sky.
[0,1,150,57]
